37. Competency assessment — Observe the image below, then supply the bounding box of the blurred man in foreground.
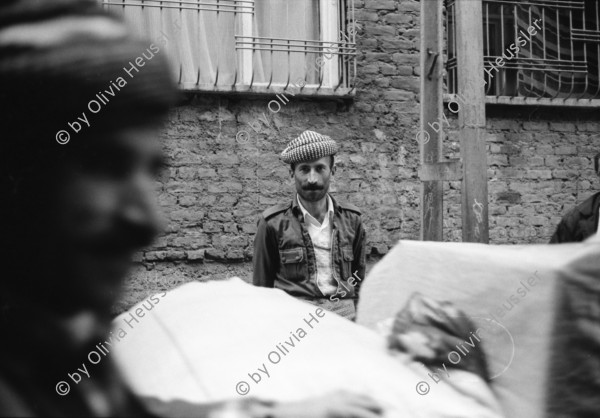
[0,1,381,417]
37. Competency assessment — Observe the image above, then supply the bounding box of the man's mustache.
[303,185,324,191]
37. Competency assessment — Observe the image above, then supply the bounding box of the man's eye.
[149,158,167,178]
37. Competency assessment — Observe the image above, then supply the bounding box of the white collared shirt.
[297,194,337,296]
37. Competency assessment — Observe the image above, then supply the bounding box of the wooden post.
[455,0,489,243]
[419,0,444,241]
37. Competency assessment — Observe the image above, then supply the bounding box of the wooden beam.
[455,0,489,243]
[444,93,600,108]
[419,160,463,182]
[419,0,444,241]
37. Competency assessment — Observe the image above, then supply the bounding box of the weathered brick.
[549,122,577,132]
[526,169,552,180]
[522,121,549,131]
[381,39,415,51]
[385,14,413,25]
[380,64,397,75]
[398,2,420,12]
[366,25,396,37]
[555,146,577,155]
[496,191,521,204]
[382,90,414,101]
[355,11,379,22]
[186,250,205,261]
[529,216,549,227]
[489,155,509,166]
[203,221,222,233]
[365,0,396,10]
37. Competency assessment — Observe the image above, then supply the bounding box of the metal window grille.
[103,0,254,13]
[101,0,357,96]
[446,0,600,104]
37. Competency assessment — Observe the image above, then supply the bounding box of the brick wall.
[443,107,600,244]
[115,0,600,312]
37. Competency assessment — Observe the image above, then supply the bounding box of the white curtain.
[104,0,322,88]
[108,0,238,88]
[253,0,320,86]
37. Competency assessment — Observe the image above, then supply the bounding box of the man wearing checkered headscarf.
[253,130,367,321]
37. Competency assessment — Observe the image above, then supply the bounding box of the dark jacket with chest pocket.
[252,195,366,303]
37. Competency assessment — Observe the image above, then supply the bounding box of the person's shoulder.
[571,191,600,217]
[588,191,600,211]
[336,200,362,216]
[261,203,290,220]
[558,191,600,231]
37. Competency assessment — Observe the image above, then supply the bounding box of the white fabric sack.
[357,239,600,418]
[112,277,502,418]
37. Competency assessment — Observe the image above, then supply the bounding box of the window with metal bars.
[446,0,600,104]
[100,0,357,96]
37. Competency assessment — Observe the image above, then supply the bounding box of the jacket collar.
[296,194,334,222]
[291,193,341,217]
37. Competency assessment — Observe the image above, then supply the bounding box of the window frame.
[234,0,356,97]
[445,0,600,108]
[101,0,357,97]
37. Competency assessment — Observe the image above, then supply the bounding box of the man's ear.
[289,167,295,178]
[331,165,336,176]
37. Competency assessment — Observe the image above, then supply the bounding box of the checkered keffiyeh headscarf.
[280,131,339,164]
